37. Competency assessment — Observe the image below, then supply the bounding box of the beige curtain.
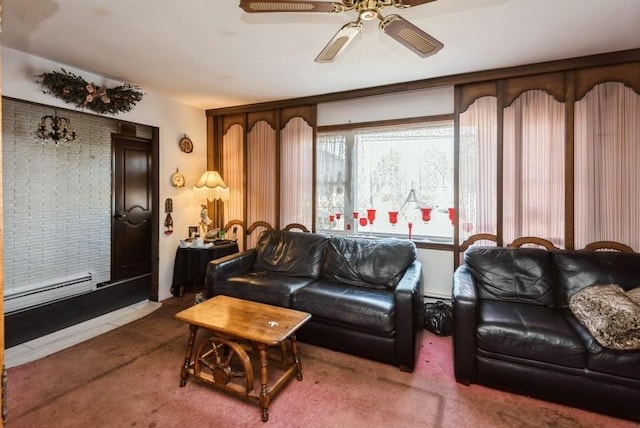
[503,90,565,246]
[574,82,640,250]
[222,124,245,250]
[458,96,498,243]
[280,117,313,230]
[247,120,276,248]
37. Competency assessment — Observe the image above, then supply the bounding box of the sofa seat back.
[254,230,329,278]
[213,272,315,307]
[322,236,416,290]
[464,247,556,306]
[553,251,640,307]
[292,280,396,334]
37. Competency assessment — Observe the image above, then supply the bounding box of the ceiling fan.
[239,0,444,63]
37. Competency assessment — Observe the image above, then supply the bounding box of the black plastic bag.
[424,301,453,336]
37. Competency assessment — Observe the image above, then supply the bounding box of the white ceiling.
[2,0,640,110]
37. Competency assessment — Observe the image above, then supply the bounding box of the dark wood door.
[112,136,152,282]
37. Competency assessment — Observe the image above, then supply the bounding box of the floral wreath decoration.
[37,69,144,115]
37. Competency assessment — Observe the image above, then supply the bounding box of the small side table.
[175,296,311,422]
[171,241,239,298]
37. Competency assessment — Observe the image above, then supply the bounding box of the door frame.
[110,128,160,301]
[149,127,160,301]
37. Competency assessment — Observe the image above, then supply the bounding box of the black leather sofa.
[452,247,640,421]
[206,230,424,372]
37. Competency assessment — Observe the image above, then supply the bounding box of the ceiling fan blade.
[239,0,343,13]
[315,21,362,63]
[380,15,443,58]
[393,0,438,7]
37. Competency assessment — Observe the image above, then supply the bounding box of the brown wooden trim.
[242,116,249,250]
[150,127,160,302]
[246,221,274,235]
[582,241,636,253]
[283,223,310,232]
[457,81,497,114]
[279,105,316,130]
[275,113,281,230]
[496,80,505,247]
[564,71,576,250]
[502,72,566,107]
[223,219,245,233]
[318,114,454,132]
[247,110,277,131]
[574,62,640,100]
[507,236,559,250]
[453,85,461,263]
[311,105,318,232]
[206,49,640,116]
[207,115,214,170]
[209,116,223,229]
[222,114,245,135]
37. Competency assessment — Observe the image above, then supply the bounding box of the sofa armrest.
[205,249,257,298]
[452,264,478,384]
[394,260,424,372]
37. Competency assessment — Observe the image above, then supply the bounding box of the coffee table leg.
[290,335,303,381]
[258,344,270,422]
[180,324,199,387]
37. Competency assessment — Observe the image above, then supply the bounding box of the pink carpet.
[6,298,638,427]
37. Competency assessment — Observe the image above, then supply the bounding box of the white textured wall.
[317,87,454,127]
[2,48,207,301]
[2,99,152,296]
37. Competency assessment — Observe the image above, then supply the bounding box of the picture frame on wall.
[188,226,198,238]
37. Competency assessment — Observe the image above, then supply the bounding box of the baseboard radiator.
[4,273,94,314]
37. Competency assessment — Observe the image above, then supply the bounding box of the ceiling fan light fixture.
[239,0,445,62]
[359,9,378,20]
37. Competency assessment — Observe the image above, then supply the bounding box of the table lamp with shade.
[193,170,230,239]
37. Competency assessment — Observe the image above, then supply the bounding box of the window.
[316,119,454,242]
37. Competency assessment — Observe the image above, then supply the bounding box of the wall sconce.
[35,110,77,145]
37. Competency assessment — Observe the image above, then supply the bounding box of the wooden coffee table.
[175,295,311,422]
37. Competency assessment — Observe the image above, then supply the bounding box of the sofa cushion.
[553,250,640,307]
[212,271,315,307]
[563,311,640,381]
[321,236,416,290]
[568,284,640,351]
[464,247,556,306]
[253,230,329,279]
[477,300,586,368]
[291,280,395,333]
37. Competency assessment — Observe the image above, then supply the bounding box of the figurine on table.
[199,204,212,238]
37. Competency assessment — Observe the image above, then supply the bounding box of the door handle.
[114,212,127,220]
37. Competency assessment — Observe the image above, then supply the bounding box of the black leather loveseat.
[206,230,424,372]
[452,247,640,421]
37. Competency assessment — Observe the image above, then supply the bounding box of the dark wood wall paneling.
[206,50,640,253]
[208,106,317,247]
[452,60,640,264]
